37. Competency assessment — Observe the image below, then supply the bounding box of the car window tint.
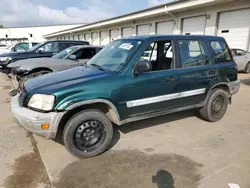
[210,41,231,62]
[58,43,72,51]
[32,42,39,47]
[16,43,29,51]
[236,49,246,56]
[178,40,209,67]
[74,48,96,59]
[40,42,58,52]
[140,41,173,71]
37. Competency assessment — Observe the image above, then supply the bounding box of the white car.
[231,48,250,73]
[0,42,39,54]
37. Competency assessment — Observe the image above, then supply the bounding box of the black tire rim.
[74,120,106,152]
[211,95,225,116]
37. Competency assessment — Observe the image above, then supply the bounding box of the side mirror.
[36,48,44,54]
[68,55,77,60]
[11,47,16,52]
[133,60,152,75]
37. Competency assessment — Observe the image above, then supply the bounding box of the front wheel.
[244,62,250,74]
[199,89,229,122]
[63,109,113,158]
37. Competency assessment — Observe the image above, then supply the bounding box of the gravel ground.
[1,71,250,188]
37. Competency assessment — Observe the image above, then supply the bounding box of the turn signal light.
[41,124,50,130]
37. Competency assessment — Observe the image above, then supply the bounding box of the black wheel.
[199,89,229,122]
[63,109,113,158]
[244,62,250,74]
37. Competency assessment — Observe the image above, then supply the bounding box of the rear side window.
[210,41,231,62]
[58,43,72,51]
[178,40,210,67]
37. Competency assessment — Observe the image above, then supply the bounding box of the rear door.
[174,39,212,107]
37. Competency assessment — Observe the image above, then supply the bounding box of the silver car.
[231,48,250,73]
[8,45,102,82]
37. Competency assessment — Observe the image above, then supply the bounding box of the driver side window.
[40,42,58,52]
[73,48,96,59]
[140,41,173,72]
[236,49,246,56]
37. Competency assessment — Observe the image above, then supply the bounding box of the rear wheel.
[63,109,113,158]
[199,89,229,122]
[244,62,250,74]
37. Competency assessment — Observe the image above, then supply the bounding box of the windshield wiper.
[90,63,106,71]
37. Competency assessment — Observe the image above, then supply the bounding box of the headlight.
[14,66,28,73]
[0,57,11,62]
[28,94,55,111]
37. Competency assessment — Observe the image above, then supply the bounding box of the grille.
[19,87,27,106]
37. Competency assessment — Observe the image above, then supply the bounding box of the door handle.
[166,76,176,81]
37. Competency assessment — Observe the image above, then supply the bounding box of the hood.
[0,51,32,57]
[0,48,10,55]
[24,66,115,94]
[7,58,61,69]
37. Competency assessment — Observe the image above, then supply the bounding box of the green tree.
[0,25,3,28]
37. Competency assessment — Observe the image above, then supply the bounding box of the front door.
[35,41,59,58]
[119,40,181,120]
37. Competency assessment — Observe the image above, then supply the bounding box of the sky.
[0,0,174,27]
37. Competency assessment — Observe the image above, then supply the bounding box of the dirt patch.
[2,85,12,90]
[54,150,203,188]
[240,78,250,86]
[4,97,11,103]
[3,133,51,188]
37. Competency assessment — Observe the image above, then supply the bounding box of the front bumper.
[11,94,65,139]
[229,80,240,95]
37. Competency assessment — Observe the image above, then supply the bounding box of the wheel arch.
[29,67,53,74]
[55,99,121,141]
[204,82,230,104]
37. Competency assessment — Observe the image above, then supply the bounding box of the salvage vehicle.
[0,42,39,55]
[0,40,89,69]
[11,35,240,158]
[8,45,102,83]
[231,48,250,73]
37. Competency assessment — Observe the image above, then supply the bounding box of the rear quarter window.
[210,41,232,62]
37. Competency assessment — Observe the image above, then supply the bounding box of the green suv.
[11,35,240,158]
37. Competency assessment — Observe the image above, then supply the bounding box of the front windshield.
[27,42,44,52]
[87,39,142,72]
[52,46,78,59]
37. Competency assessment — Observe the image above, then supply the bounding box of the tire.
[244,62,250,74]
[63,109,113,158]
[199,89,229,122]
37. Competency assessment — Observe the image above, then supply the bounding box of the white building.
[44,0,250,51]
[0,24,82,45]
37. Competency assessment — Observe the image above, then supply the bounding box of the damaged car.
[8,45,102,83]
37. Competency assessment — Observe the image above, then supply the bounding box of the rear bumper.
[11,94,65,139]
[229,80,240,95]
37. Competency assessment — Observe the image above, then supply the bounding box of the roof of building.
[121,34,225,40]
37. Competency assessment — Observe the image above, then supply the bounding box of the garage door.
[84,33,91,43]
[91,32,99,45]
[218,9,250,50]
[122,27,132,38]
[100,31,108,45]
[156,21,174,34]
[182,16,206,35]
[137,24,151,35]
[110,29,119,41]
